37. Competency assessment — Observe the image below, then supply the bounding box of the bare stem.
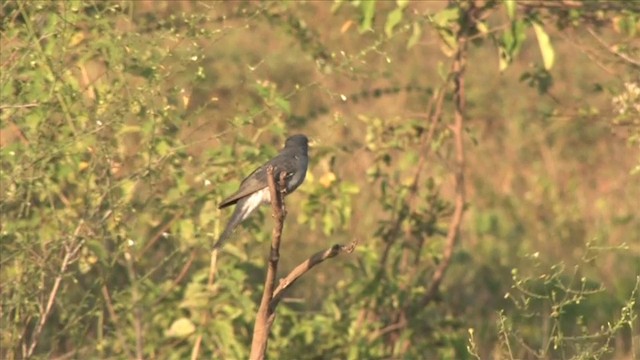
[420,17,468,308]
[249,167,286,360]
[26,222,84,358]
[123,247,144,360]
[190,249,218,360]
[268,240,358,316]
[248,168,358,359]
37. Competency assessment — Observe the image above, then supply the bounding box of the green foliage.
[494,246,639,359]
[1,1,638,359]
[610,81,640,174]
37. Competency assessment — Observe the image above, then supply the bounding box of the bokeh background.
[1,1,639,359]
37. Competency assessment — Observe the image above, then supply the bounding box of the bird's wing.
[218,166,267,208]
[218,151,297,209]
[213,187,270,248]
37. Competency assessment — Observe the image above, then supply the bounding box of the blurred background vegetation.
[1,1,639,359]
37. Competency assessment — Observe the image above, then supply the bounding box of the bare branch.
[191,248,219,360]
[123,248,144,360]
[268,240,358,314]
[101,284,134,358]
[517,0,640,12]
[368,315,407,342]
[244,164,358,358]
[140,211,183,257]
[250,167,286,360]
[586,27,640,68]
[0,103,39,110]
[420,14,468,308]
[26,222,85,358]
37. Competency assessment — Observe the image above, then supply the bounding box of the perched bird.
[213,134,309,249]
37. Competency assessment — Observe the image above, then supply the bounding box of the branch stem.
[250,167,286,360]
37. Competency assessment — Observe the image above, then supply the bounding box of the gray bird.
[213,134,309,249]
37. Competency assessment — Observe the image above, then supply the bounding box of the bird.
[213,134,309,249]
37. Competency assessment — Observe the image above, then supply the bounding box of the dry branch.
[190,248,219,360]
[248,167,357,359]
[26,222,85,358]
[268,240,358,316]
[586,27,640,68]
[419,17,468,308]
[250,166,286,360]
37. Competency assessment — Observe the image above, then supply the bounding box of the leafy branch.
[25,222,85,358]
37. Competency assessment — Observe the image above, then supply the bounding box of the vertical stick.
[249,167,286,360]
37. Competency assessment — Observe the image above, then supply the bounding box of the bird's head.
[285,134,309,150]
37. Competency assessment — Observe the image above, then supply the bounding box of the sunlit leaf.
[274,96,291,114]
[117,125,142,135]
[384,8,403,37]
[165,317,195,338]
[504,0,516,20]
[86,239,109,265]
[341,181,360,195]
[407,22,422,49]
[359,0,376,33]
[500,20,526,71]
[432,7,459,28]
[319,171,337,188]
[532,21,555,70]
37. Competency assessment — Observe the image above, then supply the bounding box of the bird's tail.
[212,227,234,250]
[212,197,255,250]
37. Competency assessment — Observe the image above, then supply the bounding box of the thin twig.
[517,0,640,12]
[101,284,133,358]
[17,2,77,134]
[268,240,358,315]
[0,103,39,110]
[140,211,183,257]
[123,246,144,360]
[586,27,640,68]
[26,222,85,358]
[190,249,218,360]
[377,80,449,272]
[155,249,197,305]
[368,316,408,342]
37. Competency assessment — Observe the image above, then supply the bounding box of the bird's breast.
[256,187,271,205]
[285,156,308,192]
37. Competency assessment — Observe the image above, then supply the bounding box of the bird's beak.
[308,137,318,147]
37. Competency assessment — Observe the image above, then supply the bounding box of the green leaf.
[180,219,194,236]
[359,0,376,33]
[504,0,516,20]
[500,20,526,71]
[331,0,345,13]
[615,14,637,37]
[165,317,195,338]
[499,46,509,72]
[431,7,460,56]
[384,8,403,37]
[341,181,360,195]
[432,7,459,28]
[120,179,137,203]
[117,125,142,135]
[86,239,109,265]
[322,212,334,235]
[407,22,422,49]
[155,140,171,156]
[274,96,291,114]
[532,21,555,70]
